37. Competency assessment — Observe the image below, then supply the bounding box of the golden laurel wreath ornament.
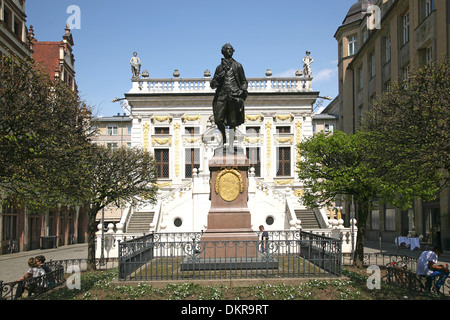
[215,168,244,202]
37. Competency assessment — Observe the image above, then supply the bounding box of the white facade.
[95,60,359,258]
[123,68,321,229]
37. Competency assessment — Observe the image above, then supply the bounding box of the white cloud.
[273,68,297,77]
[313,68,336,83]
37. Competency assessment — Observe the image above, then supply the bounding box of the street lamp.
[111,97,130,114]
[314,96,333,113]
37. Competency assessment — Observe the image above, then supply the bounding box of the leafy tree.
[81,145,158,270]
[0,54,92,210]
[297,131,380,267]
[361,59,449,208]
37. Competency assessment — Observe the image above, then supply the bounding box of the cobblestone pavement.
[0,243,88,283]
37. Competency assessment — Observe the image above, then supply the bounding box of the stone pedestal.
[200,153,258,258]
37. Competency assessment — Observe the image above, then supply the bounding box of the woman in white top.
[15,257,46,298]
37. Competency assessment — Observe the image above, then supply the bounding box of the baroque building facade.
[94,53,361,261]
[331,0,449,249]
[109,52,341,238]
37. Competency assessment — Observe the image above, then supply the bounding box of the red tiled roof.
[32,41,61,79]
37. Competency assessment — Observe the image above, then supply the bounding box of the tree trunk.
[353,200,370,268]
[86,207,99,271]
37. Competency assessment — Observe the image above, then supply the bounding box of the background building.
[90,113,132,149]
[32,24,77,91]
[331,0,449,248]
[0,2,87,253]
[0,0,33,59]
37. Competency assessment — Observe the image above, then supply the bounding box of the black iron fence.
[0,263,65,300]
[118,230,342,281]
[342,253,419,270]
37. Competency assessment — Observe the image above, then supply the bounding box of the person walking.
[259,225,269,253]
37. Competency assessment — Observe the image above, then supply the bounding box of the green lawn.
[36,267,448,301]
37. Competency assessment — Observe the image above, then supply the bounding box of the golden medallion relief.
[215,168,244,202]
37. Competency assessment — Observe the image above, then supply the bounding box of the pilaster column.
[263,116,273,180]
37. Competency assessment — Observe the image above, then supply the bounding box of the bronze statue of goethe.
[210,43,248,154]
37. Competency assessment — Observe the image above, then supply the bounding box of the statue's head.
[221,43,235,56]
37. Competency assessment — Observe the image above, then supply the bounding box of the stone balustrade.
[130,76,313,93]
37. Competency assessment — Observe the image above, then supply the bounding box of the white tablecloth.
[395,237,420,251]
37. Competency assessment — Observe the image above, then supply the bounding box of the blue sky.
[26,0,356,116]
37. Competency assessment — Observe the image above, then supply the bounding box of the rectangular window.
[13,20,21,38]
[402,12,410,45]
[185,148,200,178]
[3,9,10,29]
[246,147,261,177]
[276,126,291,134]
[246,127,260,135]
[371,210,379,230]
[155,127,170,135]
[155,149,169,178]
[425,46,433,64]
[184,127,200,135]
[384,35,391,63]
[107,126,118,136]
[425,0,434,17]
[127,126,132,135]
[369,52,376,79]
[107,142,118,149]
[403,65,410,88]
[385,80,392,92]
[276,147,291,177]
[348,35,358,56]
[385,209,396,231]
[2,202,18,241]
[358,66,364,91]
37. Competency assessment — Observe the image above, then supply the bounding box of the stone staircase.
[295,209,320,229]
[126,211,154,234]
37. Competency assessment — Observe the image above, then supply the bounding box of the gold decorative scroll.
[183,137,201,144]
[183,114,201,123]
[152,115,172,123]
[276,136,293,144]
[154,181,172,188]
[215,168,244,202]
[152,137,172,146]
[295,120,303,161]
[174,122,180,177]
[244,137,262,144]
[275,114,293,122]
[293,189,304,197]
[245,114,262,122]
[143,122,150,152]
[274,179,293,186]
